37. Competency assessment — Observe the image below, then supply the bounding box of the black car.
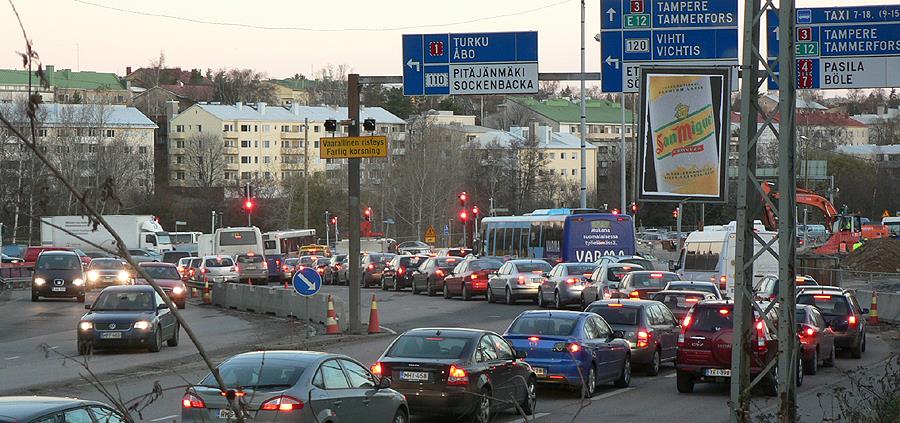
[162,250,192,264]
[360,253,395,288]
[372,328,535,423]
[77,285,179,355]
[584,299,680,376]
[32,251,86,302]
[0,396,128,423]
[381,254,426,291]
[797,289,868,358]
[411,256,462,296]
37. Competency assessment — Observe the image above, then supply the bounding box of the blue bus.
[479,209,636,262]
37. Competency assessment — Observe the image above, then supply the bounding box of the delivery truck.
[40,215,173,254]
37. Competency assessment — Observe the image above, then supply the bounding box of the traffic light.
[324,119,337,132]
[630,202,638,214]
[472,206,479,216]
[364,207,372,221]
[459,192,467,208]
[612,208,619,215]
[330,216,338,226]
[459,210,468,221]
[363,118,376,132]
[672,207,679,219]
[243,199,254,211]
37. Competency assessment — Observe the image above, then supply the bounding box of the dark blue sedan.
[503,310,631,397]
[77,285,179,355]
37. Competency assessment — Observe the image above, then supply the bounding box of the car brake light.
[283,265,290,271]
[317,268,324,274]
[567,343,581,353]
[650,273,663,278]
[756,320,767,350]
[629,290,640,298]
[399,267,406,275]
[262,262,268,270]
[719,275,727,289]
[182,392,205,408]
[233,265,240,272]
[436,269,444,277]
[608,303,624,307]
[637,330,650,348]
[813,295,832,299]
[260,396,304,411]
[528,336,540,342]
[201,268,208,274]
[566,278,578,285]
[719,308,730,315]
[805,327,815,337]
[848,315,857,327]
[685,297,699,303]
[517,276,526,285]
[448,365,469,385]
[583,273,592,278]
[219,391,246,397]
[370,363,382,376]
[335,264,341,269]
[471,274,478,280]
[367,263,375,270]
[622,266,632,271]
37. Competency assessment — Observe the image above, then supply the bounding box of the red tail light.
[282,265,290,271]
[262,262,268,270]
[233,265,239,272]
[471,274,479,280]
[370,362,382,376]
[755,320,767,351]
[608,303,624,307]
[436,269,445,277]
[567,343,581,353]
[813,295,833,299]
[200,268,208,274]
[565,278,578,285]
[182,392,205,408]
[848,315,857,327]
[685,297,700,303]
[650,273,663,279]
[719,275,727,289]
[448,365,469,385]
[259,396,304,411]
[398,267,406,275]
[367,263,375,270]
[316,268,324,274]
[335,264,342,269]
[629,290,640,298]
[528,336,540,342]
[517,275,526,285]
[219,391,246,398]
[637,330,651,348]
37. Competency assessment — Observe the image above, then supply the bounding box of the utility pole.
[210,210,215,234]
[304,117,310,228]
[324,210,330,247]
[620,94,627,214]
[347,74,362,334]
[578,0,588,209]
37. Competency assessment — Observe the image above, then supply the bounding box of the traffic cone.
[368,294,381,334]
[202,280,211,305]
[869,290,879,325]
[325,295,341,335]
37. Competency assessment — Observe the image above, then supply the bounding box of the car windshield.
[285,258,300,265]
[436,257,461,267]
[653,293,708,311]
[515,262,552,273]
[630,272,679,288]
[89,259,126,270]
[205,258,234,267]
[201,358,306,389]
[37,254,81,270]
[237,255,264,264]
[606,265,638,282]
[93,291,155,311]
[668,283,716,295]
[386,335,472,359]
[299,257,316,265]
[690,307,734,331]
[507,316,579,336]
[564,264,596,275]
[797,294,852,316]
[445,249,472,257]
[587,305,640,325]
[139,266,180,280]
[316,258,330,266]
[469,260,502,271]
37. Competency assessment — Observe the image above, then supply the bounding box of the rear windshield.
[316,258,330,266]
[139,266,180,280]
[620,258,653,270]
[37,254,81,270]
[690,307,734,331]
[507,316,579,336]
[285,258,300,266]
[469,260,502,271]
[397,256,423,267]
[445,249,472,257]
[630,273,679,288]
[201,358,306,389]
[386,335,472,359]
[564,264,596,275]
[219,230,258,246]
[93,291,154,311]
[368,254,394,263]
[797,294,852,316]
[606,265,639,282]
[299,257,316,265]
[436,257,461,267]
[205,257,234,267]
[515,262,552,273]
[587,305,640,325]
[89,259,126,270]
[237,255,264,264]
[667,283,716,295]
[163,252,189,263]
[653,293,707,311]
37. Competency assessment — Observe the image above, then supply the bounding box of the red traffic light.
[330,216,338,225]
[630,202,638,213]
[244,200,254,211]
[472,206,479,215]
[672,208,679,219]
[612,208,619,215]
[364,207,372,221]
[459,210,468,221]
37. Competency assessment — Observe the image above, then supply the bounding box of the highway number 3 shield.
[292,268,322,297]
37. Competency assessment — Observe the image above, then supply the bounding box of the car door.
[309,359,353,420]
[476,335,512,407]
[653,304,679,361]
[415,259,432,290]
[488,334,523,406]
[88,406,128,423]
[579,316,605,376]
[490,263,509,295]
[811,308,834,358]
[590,316,620,381]
[339,358,395,421]
[154,292,176,337]
[448,261,466,294]
[541,266,559,301]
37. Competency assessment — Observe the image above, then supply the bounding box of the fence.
[797,266,900,290]
[209,282,348,331]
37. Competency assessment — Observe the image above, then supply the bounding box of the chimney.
[236,101,243,111]
[542,125,552,146]
[258,102,267,115]
[291,102,300,115]
[165,100,179,121]
[126,66,132,75]
[529,119,539,144]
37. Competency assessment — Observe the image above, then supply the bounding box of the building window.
[600,161,609,168]
[241,172,251,180]
[262,125,271,132]
[104,129,115,137]
[174,171,185,180]
[139,146,148,154]
[263,156,271,164]
[176,140,185,148]
[225,140,236,148]
[263,140,270,148]
[241,156,251,164]
[314,140,320,148]
[570,126,576,133]
[241,140,251,148]
[572,153,577,160]
[240,124,251,132]
[38,129,48,137]
[599,146,609,154]
[226,156,236,164]
[314,125,320,133]
[224,124,234,132]
[571,169,576,176]
[224,172,232,180]
[560,152,566,160]
[264,171,272,179]
[175,125,185,133]
[549,153,555,159]
[254,156,259,164]
[254,141,259,148]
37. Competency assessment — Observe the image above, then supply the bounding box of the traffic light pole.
[347,74,362,334]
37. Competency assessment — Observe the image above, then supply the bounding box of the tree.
[308,64,350,106]
[211,68,278,104]
[537,80,559,100]
[146,51,166,88]
[184,132,226,187]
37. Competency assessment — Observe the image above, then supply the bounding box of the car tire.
[443,284,451,299]
[486,286,494,303]
[796,356,804,387]
[392,408,408,423]
[676,371,694,393]
[537,289,545,308]
[803,349,817,375]
[520,377,536,415]
[582,365,597,398]
[462,284,471,301]
[861,333,867,353]
[427,281,435,297]
[763,368,778,397]
[412,281,420,295]
[76,293,85,303]
[381,279,388,291]
[553,291,562,310]
[850,337,863,359]
[823,344,836,367]
[580,294,587,310]
[31,291,39,302]
[77,341,91,356]
[394,279,401,292]
[505,287,515,305]
[177,300,186,310]
[647,349,661,376]
[167,324,180,347]
[614,354,631,388]
[148,329,162,353]
[468,387,492,423]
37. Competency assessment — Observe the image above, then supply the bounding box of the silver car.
[198,255,239,283]
[182,351,409,423]
[235,253,268,284]
[486,259,553,305]
[537,262,598,309]
[580,263,645,309]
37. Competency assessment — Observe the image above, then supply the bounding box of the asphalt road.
[3,284,897,423]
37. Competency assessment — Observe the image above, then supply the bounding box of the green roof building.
[503,97,636,145]
[0,65,129,104]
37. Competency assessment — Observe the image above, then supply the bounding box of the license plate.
[51,287,66,292]
[100,332,122,339]
[705,368,731,377]
[399,371,430,382]
[217,409,236,420]
[533,367,546,377]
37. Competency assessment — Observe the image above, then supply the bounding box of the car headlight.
[117,270,130,282]
[172,286,184,295]
[79,321,93,331]
[133,321,151,330]
[72,278,85,286]
[87,270,99,282]
[34,277,46,286]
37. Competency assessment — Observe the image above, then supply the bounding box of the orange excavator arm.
[759,182,837,231]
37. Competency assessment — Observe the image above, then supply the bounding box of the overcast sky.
[0,0,892,80]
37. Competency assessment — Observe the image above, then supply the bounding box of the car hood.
[81,310,156,323]
[34,270,83,279]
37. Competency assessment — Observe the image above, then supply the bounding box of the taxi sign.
[320,136,388,159]
[292,268,322,297]
[424,225,437,244]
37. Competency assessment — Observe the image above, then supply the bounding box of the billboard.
[636,67,731,203]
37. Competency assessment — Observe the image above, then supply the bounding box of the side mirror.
[515,350,527,359]
[612,330,626,339]
[375,376,392,390]
[667,260,676,272]
[84,304,92,310]
[157,303,169,310]
[541,272,550,278]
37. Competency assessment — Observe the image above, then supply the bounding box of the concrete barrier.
[853,289,900,324]
[209,283,348,331]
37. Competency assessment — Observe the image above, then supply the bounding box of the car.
[360,252,395,288]
[797,289,868,358]
[442,258,504,300]
[0,396,128,423]
[411,256,462,296]
[299,244,331,257]
[326,254,348,284]
[31,250,86,302]
[162,250,192,264]
[185,257,203,282]
[675,300,789,395]
[503,310,631,397]
[486,259,553,305]
[754,274,819,302]
[77,285,179,354]
[372,327,535,422]
[581,263,645,309]
[595,255,656,271]
[84,258,132,290]
[797,284,843,296]
[664,280,723,300]
[537,262,598,309]
[584,299,680,376]
[297,255,320,270]
[381,254,425,291]
[24,246,91,268]
[1,253,23,264]
[614,271,680,299]
[264,253,287,283]
[396,240,431,255]
[434,247,473,258]
[235,253,269,284]
[652,290,719,321]
[313,257,331,278]
[796,304,836,375]
[183,351,408,423]
[284,257,301,275]
[176,257,193,280]
[197,255,239,283]
[126,248,160,263]
[135,262,188,309]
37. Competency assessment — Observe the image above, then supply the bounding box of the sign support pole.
[620,93,627,213]
[347,73,362,335]
[304,117,310,229]
[579,0,588,209]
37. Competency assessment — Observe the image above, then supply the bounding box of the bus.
[169,231,202,245]
[213,227,264,257]
[262,229,317,257]
[479,209,636,263]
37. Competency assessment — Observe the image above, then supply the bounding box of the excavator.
[760,182,888,255]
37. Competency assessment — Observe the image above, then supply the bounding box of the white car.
[197,255,239,283]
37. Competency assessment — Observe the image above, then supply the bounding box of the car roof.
[99,285,156,293]
[38,250,78,256]
[629,270,675,275]
[589,299,653,308]
[0,396,107,420]
[517,310,590,319]
[403,327,490,338]
[797,289,848,296]
[695,299,733,307]
[139,262,176,268]
[668,280,715,286]
[509,259,549,264]
[201,255,232,259]
[654,290,714,297]
[227,350,335,362]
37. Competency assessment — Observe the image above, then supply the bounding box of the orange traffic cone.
[368,294,381,334]
[869,290,879,325]
[325,295,341,335]
[202,280,211,305]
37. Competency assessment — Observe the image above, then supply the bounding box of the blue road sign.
[600,0,739,93]
[292,268,322,297]
[402,31,538,96]
[443,224,449,236]
[768,5,900,90]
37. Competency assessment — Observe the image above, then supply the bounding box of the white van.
[883,216,900,239]
[673,221,778,299]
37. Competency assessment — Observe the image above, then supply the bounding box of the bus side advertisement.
[564,215,636,262]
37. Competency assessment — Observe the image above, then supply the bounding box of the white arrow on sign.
[607,7,617,22]
[605,56,620,69]
[296,272,316,291]
[406,59,421,71]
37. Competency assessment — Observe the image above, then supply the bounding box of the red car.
[796,304,836,375]
[134,262,188,309]
[442,258,504,301]
[614,271,680,299]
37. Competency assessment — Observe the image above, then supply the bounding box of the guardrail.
[205,282,348,331]
[854,289,900,324]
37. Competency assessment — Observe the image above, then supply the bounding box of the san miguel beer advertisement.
[637,68,730,203]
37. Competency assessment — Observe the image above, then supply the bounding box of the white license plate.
[533,367,546,377]
[400,371,430,382]
[705,368,731,377]
[217,409,236,420]
[100,332,122,339]
[51,287,66,292]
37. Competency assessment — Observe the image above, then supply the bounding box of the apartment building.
[266,78,316,106]
[0,65,129,105]
[167,102,405,187]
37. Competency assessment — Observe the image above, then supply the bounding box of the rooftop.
[0,65,125,90]
[34,103,157,128]
[468,125,598,150]
[190,103,405,124]
[797,111,867,128]
[508,97,633,124]
[763,93,827,110]
[837,144,900,155]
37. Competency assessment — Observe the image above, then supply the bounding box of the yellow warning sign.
[884,210,891,218]
[319,136,388,159]
[424,225,437,244]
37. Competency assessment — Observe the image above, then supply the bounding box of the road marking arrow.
[607,7,617,22]
[605,56,620,70]
[406,59,421,71]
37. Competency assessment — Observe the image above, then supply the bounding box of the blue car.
[503,310,631,397]
[265,254,286,282]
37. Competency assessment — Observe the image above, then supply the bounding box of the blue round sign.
[292,268,322,297]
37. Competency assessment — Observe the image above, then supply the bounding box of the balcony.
[281,162,303,170]
[281,132,302,139]
[281,147,304,155]
[223,131,239,139]
[224,163,239,171]
[224,147,239,155]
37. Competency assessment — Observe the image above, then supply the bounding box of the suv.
[162,251,192,264]
[797,289,867,358]
[595,255,655,271]
[197,256,239,283]
[32,251,86,302]
[434,247,473,258]
[235,253,268,284]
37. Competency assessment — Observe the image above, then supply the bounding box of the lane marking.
[488,315,502,318]
[150,415,178,422]
[665,372,677,378]
[379,326,397,335]
[5,356,20,360]
[508,412,551,422]
[594,387,635,400]
[47,346,59,350]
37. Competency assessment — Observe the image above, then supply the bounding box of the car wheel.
[31,291,39,302]
[803,349,817,375]
[443,284,451,299]
[505,287,515,305]
[468,388,491,423]
[861,333,867,353]
[823,344,836,367]
[462,284,471,301]
[553,291,562,309]
[520,377,536,415]
[582,365,597,398]
[427,281,435,297]
[537,289,545,308]
[381,279,388,291]
[167,324,180,347]
[614,354,631,388]
[148,329,162,353]
[77,341,91,356]
[486,286,494,303]
[850,336,863,359]
[676,371,694,393]
[764,367,778,397]
[392,408,408,423]
[647,349,661,376]
[76,293,85,303]
[393,279,401,292]
[177,300,186,309]
[412,281,419,295]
